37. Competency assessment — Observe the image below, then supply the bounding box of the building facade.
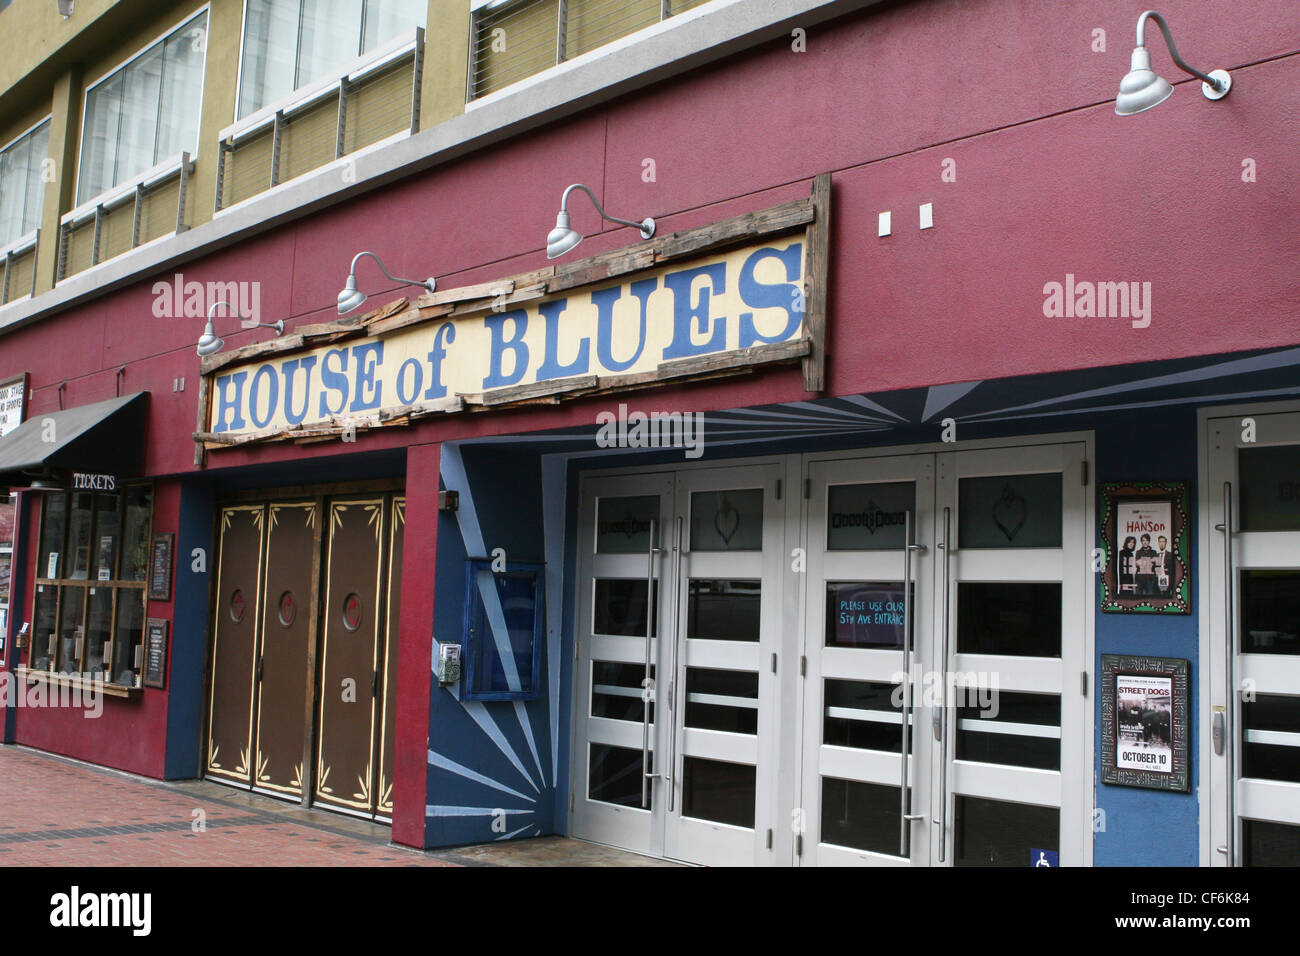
[0,0,1297,866]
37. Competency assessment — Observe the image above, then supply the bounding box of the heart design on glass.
[713,497,741,545]
[991,483,1027,542]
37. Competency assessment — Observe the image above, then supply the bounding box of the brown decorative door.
[206,505,265,786]
[251,502,318,798]
[315,498,387,815]
[375,497,404,820]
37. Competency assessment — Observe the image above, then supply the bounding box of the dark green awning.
[0,392,149,488]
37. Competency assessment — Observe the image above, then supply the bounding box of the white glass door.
[1206,411,1300,866]
[661,463,785,866]
[571,464,785,865]
[932,443,1089,866]
[799,443,1090,866]
[799,453,936,865]
[571,472,674,856]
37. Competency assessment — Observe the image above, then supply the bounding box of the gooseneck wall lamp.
[196,301,284,357]
[546,184,655,259]
[337,251,436,315]
[1115,10,1231,115]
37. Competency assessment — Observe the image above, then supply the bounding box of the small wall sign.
[143,618,169,689]
[72,472,118,491]
[148,533,174,602]
[1100,655,1190,792]
[1099,481,1191,613]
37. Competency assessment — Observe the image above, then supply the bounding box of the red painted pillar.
[391,441,440,848]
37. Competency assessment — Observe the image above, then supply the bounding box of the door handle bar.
[899,510,925,857]
[935,506,953,863]
[1215,481,1236,866]
[640,519,661,810]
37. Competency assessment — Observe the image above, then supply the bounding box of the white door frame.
[569,430,1096,866]
[1197,398,1300,866]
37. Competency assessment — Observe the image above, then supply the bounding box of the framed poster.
[143,618,169,689]
[1100,655,1190,791]
[1099,481,1190,613]
[148,533,174,602]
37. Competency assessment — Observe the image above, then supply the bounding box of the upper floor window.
[0,119,50,247]
[237,0,427,118]
[76,10,209,205]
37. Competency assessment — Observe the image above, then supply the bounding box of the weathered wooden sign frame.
[193,173,831,462]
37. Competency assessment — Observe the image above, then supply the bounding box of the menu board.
[148,533,173,601]
[143,618,169,689]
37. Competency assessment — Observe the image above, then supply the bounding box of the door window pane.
[825,581,910,649]
[1240,571,1300,656]
[57,585,85,673]
[957,583,1062,657]
[84,588,113,676]
[1243,819,1300,866]
[595,495,658,554]
[681,757,755,828]
[686,579,760,642]
[31,585,57,670]
[953,795,1058,867]
[824,679,908,753]
[684,668,758,734]
[120,485,153,581]
[956,691,1060,770]
[38,493,67,579]
[67,492,94,580]
[92,493,120,582]
[958,473,1062,548]
[593,579,656,636]
[588,743,646,808]
[111,589,145,686]
[690,489,763,551]
[826,481,915,551]
[820,777,906,856]
[1239,445,1300,531]
[591,661,652,723]
[1242,694,1300,783]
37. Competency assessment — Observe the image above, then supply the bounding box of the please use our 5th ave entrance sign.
[193,175,830,455]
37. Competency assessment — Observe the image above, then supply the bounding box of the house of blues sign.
[195,178,829,450]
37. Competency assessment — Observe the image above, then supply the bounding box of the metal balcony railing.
[468,0,711,99]
[57,153,193,281]
[215,28,424,212]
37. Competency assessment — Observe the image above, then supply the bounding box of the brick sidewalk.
[0,744,676,867]
[0,745,451,867]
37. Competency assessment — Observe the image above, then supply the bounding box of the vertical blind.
[77,10,208,205]
[237,0,426,118]
[0,120,51,248]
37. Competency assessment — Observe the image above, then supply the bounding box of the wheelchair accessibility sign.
[1031,849,1059,867]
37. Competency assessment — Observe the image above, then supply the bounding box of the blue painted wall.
[164,479,214,779]
[1092,408,1200,865]
[425,446,557,847]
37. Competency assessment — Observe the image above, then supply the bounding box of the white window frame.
[0,115,53,251]
[73,5,211,207]
[233,0,428,122]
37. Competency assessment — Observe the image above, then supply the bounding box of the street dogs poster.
[1101,655,1190,792]
[1100,481,1191,613]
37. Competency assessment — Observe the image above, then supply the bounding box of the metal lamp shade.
[337,275,367,315]
[196,320,224,357]
[546,211,583,259]
[1116,47,1175,115]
